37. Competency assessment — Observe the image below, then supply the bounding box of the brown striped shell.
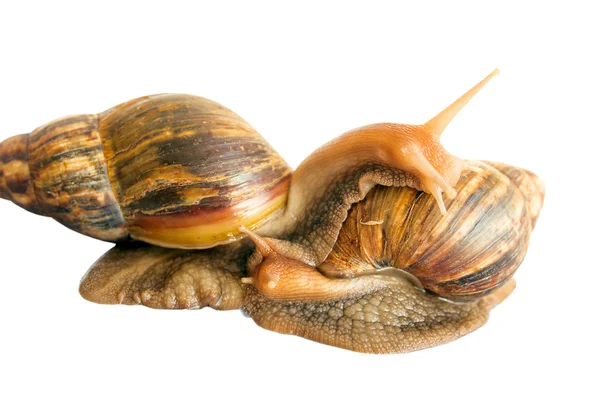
[0,95,292,248]
[324,160,544,300]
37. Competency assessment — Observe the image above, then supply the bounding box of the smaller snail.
[241,160,543,303]
[239,225,390,302]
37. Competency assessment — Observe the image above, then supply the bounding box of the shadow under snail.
[0,70,544,354]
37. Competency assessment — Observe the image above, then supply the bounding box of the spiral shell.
[0,95,292,248]
[325,160,544,300]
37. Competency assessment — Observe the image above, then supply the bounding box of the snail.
[0,70,545,353]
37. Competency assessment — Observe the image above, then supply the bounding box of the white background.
[0,1,597,399]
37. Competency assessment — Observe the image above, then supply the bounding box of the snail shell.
[323,160,544,300]
[0,95,292,248]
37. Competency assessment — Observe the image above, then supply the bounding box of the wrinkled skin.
[79,229,516,354]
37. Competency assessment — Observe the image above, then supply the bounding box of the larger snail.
[0,70,544,353]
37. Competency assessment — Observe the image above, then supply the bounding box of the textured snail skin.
[244,276,516,354]
[80,237,516,354]
[79,241,250,310]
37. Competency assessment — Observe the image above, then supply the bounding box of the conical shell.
[325,160,544,300]
[0,94,292,248]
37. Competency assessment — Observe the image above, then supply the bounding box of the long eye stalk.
[424,69,499,138]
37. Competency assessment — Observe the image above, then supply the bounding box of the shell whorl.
[486,161,545,228]
[0,94,292,248]
[22,115,126,241]
[98,94,292,249]
[325,160,544,300]
[0,134,40,214]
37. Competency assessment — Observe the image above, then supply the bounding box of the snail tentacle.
[402,148,456,214]
[240,225,319,277]
[423,69,499,137]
